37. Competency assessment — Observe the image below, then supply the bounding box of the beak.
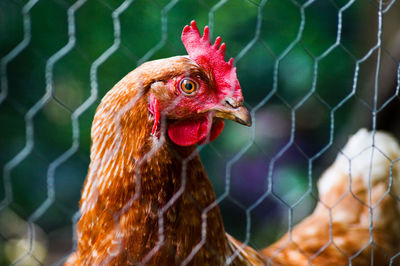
[211,100,252,127]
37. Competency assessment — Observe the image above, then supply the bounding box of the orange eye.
[180,78,197,95]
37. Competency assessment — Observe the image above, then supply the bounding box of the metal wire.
[0,0,399,265]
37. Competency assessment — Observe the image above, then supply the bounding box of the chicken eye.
[180,78,197,95]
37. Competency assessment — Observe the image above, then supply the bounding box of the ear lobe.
[148,93,160,137]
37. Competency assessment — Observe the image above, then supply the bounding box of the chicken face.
[148,21,251,147]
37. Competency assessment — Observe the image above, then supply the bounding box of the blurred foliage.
[1,0,399,264]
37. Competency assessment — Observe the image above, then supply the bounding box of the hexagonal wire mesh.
[1,0,400,265]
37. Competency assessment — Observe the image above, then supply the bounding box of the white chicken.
[262,129,400,265]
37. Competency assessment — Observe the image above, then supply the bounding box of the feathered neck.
[71,68,231,265]
[67,58,265,265]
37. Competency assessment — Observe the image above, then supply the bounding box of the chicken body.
[262,129,400,265]
[65,22,264,265]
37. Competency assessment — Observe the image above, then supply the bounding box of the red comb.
[181,20,243,102]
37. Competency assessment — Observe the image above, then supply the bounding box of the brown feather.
[65,57,265,265]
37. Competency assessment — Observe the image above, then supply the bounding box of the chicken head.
[146,20,251,147]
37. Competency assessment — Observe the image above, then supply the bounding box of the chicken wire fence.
[1,0,400,265]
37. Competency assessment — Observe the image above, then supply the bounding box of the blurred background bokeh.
[1,0,400,264]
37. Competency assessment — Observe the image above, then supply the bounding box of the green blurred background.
[1,0,400,264]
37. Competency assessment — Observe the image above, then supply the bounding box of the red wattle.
[168,117,225,146]
[199,119,225,145]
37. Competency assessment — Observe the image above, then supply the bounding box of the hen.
[65,21,265,265]
[262,129,400,265]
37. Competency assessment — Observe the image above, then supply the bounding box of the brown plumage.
[65,27,265,264]
[262,129,400,265]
